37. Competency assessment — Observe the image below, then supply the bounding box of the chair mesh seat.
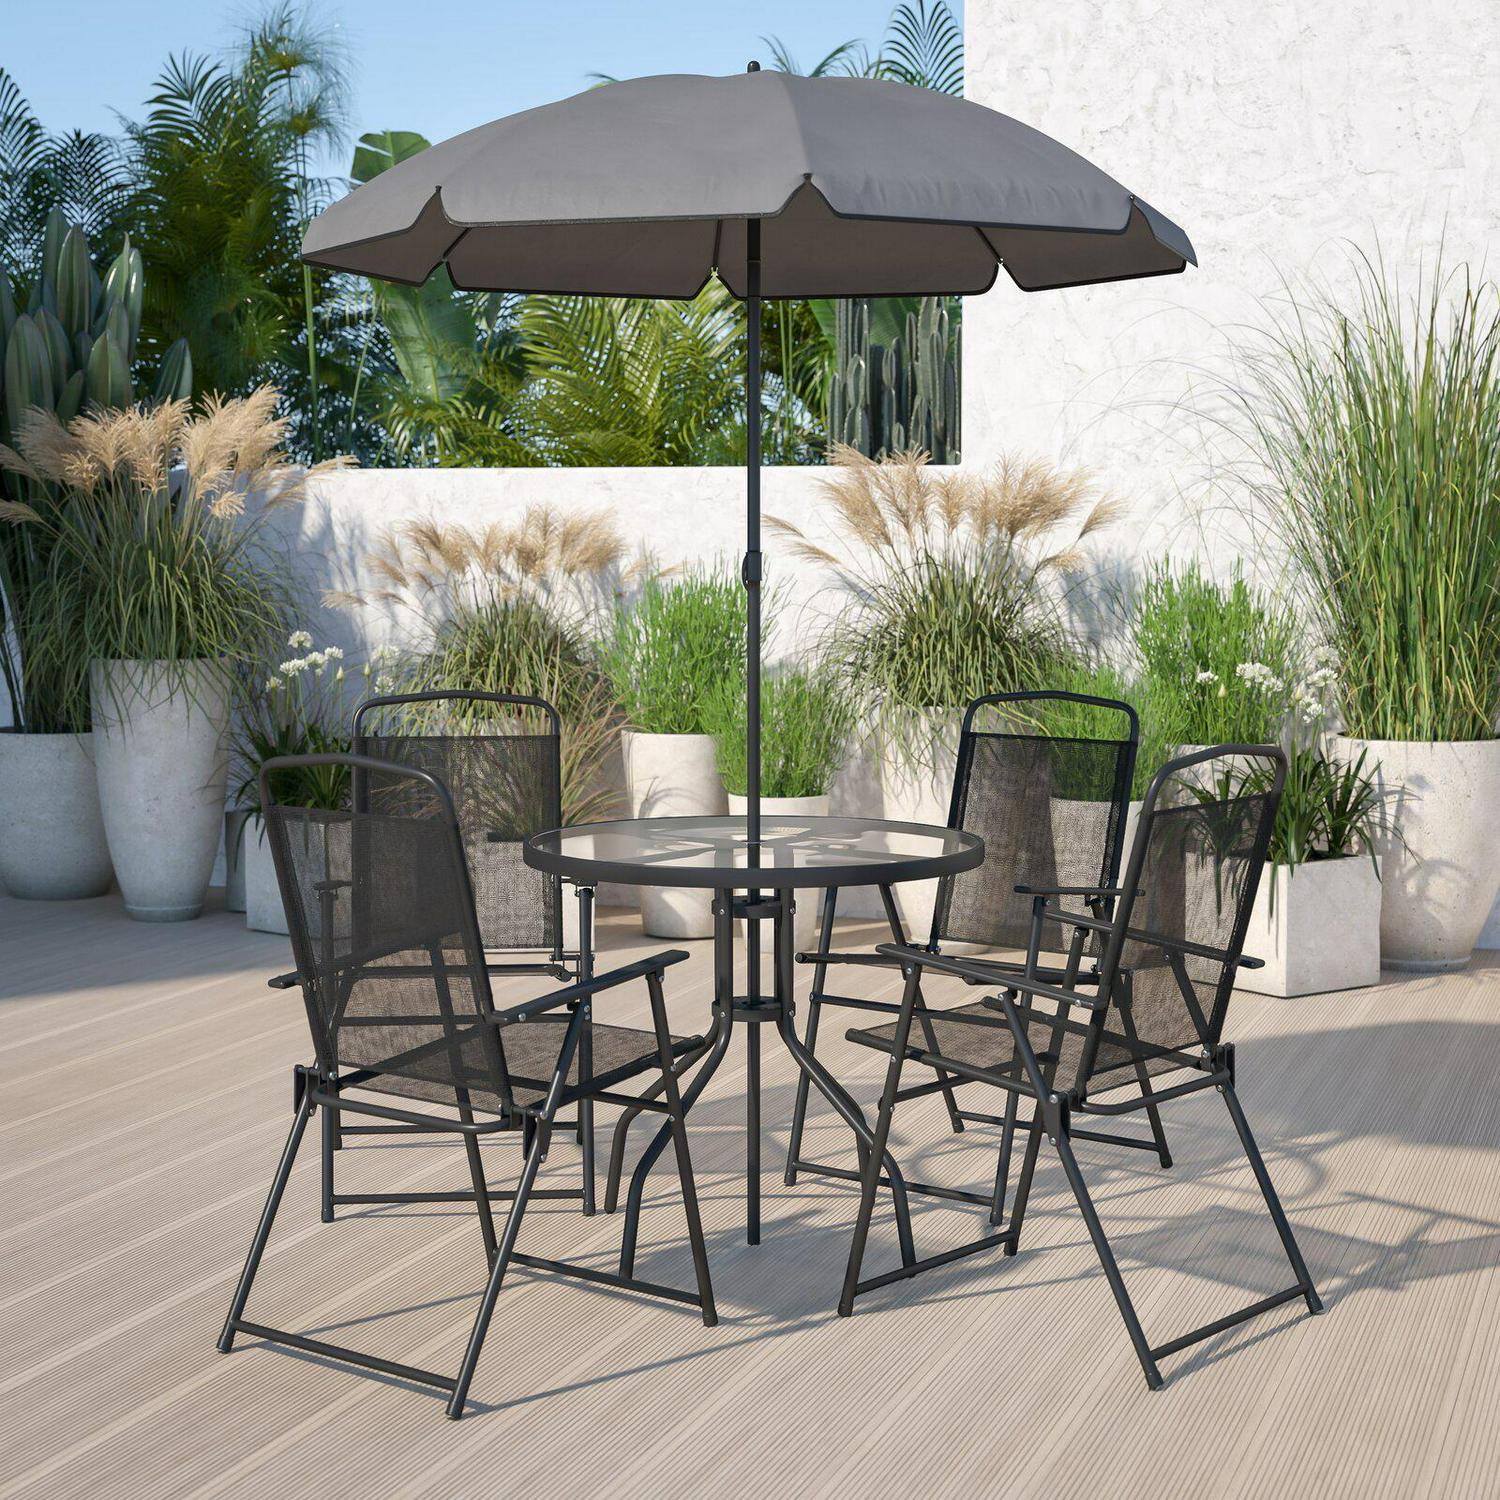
[847,1001,1191,1087]
[353,1018,703,1112]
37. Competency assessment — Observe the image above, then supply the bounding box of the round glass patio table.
[525,814,983,1251]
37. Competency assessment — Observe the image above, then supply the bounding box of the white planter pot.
[878,710,959,942]
[1238,856,1383,997]
[223,808,252,912]
[0,730,114,900]
[91,659,230,922]
[1333,736,1500,972]
[728,792,827,951]
[243,814,289,934]
[622,730,725,938]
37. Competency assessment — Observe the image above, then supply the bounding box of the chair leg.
[838,966,918,1317]
[1220,1081,1322,1314]
[990,1088,1020,1225]
[219,1087,314,1353]
[1053,1127,1164,1391]
[784,886,837,1186]
[1002,1108,1046,1255]
[447,1011,584,1420]
[457,1090,498,1268]
[877,884,964,1135]
[320,1090,336,1223]
[646,971,717,1326]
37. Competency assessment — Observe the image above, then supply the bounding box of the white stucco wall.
[961,0,1500,573]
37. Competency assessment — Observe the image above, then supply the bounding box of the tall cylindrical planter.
[0,730,114,900]
[243,813,289,934]
[622,729,725,938]
[91,658,231,922]
[223,808,251,913]
[1333,736,1500,972]
[877,709,960,942]
[728,792,827,951]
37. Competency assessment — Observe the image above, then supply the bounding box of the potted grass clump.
[601,566,744,938]
[707,661,851,950]
[1229,260,1500,969]
[1231,740,1386,996]
[0,214,191,901]
[2,388,328,920]
[332,510,627,949]
[773,444,1119,936]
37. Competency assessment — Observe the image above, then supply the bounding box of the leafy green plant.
[0,210,193,731]
[0,387,335,723]
[707,662,851,798]
[1225,256,1500,741]
[775,445,1117,758]
[1131,559,1300,746]
[601,567,748,736]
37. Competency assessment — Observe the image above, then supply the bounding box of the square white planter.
[1237,856,1381,997]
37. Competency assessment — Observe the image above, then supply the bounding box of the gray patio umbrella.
[304,67,1195,842]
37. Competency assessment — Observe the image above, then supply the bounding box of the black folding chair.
[293,690,599,1217]
[836,745,1322,1388]
[782,690,1159,1217]
[219,753,715,1419]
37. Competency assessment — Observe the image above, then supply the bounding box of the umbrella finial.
[747,59,761,72]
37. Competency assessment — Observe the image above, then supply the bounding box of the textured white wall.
[258,464,871,665]
[961,0,1500,575]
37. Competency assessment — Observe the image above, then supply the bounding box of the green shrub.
[600,566,746,736]
[707,662,851,799]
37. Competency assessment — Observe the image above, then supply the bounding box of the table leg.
[618,889,738,1276]
[774,890,917,1267]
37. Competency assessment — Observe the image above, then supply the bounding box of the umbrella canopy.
[305,67,1194,848]
[304,71,1194,299]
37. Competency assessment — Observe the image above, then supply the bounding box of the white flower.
[279,657,309,676]
[1305,665,1337,690]
[264,675,284,693]
[287,630,313,650]
[322,645,344,661]
[1195,669,1219,686]
[1236,662,1284,694]
[373,674,396,695]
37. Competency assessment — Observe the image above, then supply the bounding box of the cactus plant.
[826,295,960,463]
[0,209,192,457]
[0,209,193,731]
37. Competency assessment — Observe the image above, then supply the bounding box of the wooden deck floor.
[3,889,1500,1499]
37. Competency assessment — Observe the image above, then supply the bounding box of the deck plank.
[2,890,1499,1499]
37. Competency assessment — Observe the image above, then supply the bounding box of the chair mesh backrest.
[355,701,561,953]
[936,701,1132,950]
[265,795,513,1113]
[1084,755,1278,1086]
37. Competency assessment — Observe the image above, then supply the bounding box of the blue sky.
[8,0,960,177]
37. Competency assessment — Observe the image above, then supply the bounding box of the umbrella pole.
[745,217,762,848]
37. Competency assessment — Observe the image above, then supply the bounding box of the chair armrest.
[268,970,302,990]
[1040,904,1265,970]
[793,949,907,968]
[873,943,1106,1011]
[482,949,690,1025]
[1014,883,1121,899]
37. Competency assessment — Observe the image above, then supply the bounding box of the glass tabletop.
[524,814,983,890]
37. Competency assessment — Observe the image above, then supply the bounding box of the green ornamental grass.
[601,566,748,737]
[1228,257,1500,742]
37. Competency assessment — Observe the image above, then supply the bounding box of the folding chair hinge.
[293,1064,315,1112]
[1214,1042,1236,1085]
[1042,1093,1071,1141]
